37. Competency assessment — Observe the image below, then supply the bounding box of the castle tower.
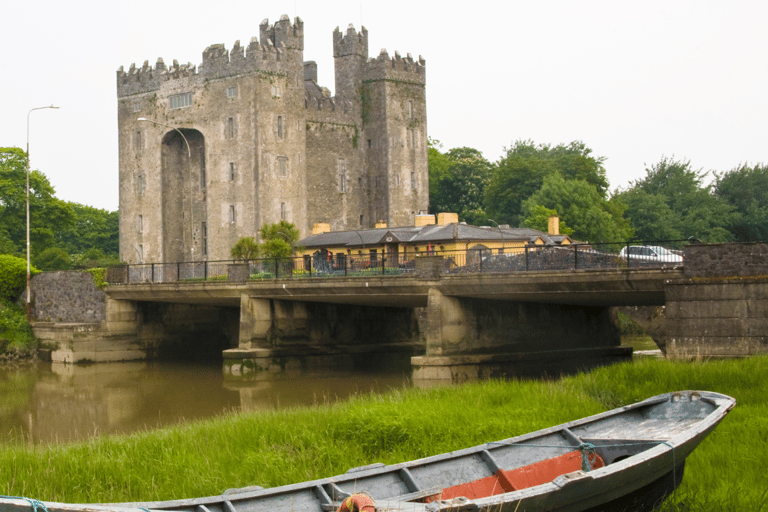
[116,16,425,264]
[362,50,428,227]
[333,25,368,117]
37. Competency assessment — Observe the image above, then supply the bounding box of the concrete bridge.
[31,243,768,383]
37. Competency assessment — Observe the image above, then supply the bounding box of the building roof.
[299,223,571,249]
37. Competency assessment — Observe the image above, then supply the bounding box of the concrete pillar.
[104,298,139,334]
[273,300,310,344]
[425,287,473,356]
[238,294,273,348]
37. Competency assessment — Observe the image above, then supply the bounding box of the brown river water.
[0,361,410,446]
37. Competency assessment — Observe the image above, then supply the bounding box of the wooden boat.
[1,390,735,512]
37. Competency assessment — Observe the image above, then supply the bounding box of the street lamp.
[488,218,505,255]
[26,105,59,320]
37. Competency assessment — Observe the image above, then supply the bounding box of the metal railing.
[106,240,688,284]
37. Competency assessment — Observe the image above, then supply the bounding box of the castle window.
[229,205,236,224]
[138,244,144,263]
[132,101,141,113]
[338,158,347,193]
[395,174,401,187]
[200,156,206,188]
[169,92,192,109]
[367,139,372,148]
[226,117,235,139]
[277,116,284,139]
[226,86,238,98]
[137,215,143,233]
[411,172,417,190]
[360,215,364,226]
[408,128,415,148]
[202,222,208,256]
[409,100,414,119]
[271,84,282,98]
[134,130,142,152]
[277,157,288,177]
[280,202,286,221]
[229,162,235,181]
[137,174,145,196]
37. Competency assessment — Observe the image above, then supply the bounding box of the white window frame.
[169,92,192,109]
[226,86,238,98]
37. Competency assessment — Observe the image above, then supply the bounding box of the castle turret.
[333,25,368,108]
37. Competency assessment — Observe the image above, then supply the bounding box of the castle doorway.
[161,129,206,263]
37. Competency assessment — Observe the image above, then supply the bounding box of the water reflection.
[0,361,410,446]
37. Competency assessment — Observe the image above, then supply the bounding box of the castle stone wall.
[117,15,427,264]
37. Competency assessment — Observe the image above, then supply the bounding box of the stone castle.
[116,15,427,263]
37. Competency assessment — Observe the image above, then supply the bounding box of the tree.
[34,247,72,271]
[0,147,75,257]
[56,203,119,256]
[485,140,608,226]
[617,157,738,243]
[429,145,493,224]
[259,221,301,259]
[230,237,260,260]
[522,174,633,243]
[715,164,768,242]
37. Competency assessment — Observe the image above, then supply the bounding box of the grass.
[0,357,766,510]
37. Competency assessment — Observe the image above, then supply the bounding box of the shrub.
[0,255,39,303]
[231,237,260,260]
[34,247,72,271]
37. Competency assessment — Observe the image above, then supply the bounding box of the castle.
[116,15,427,263]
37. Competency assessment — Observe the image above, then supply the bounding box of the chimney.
[415,213,436,227]
[548,215,560,236]
[312,222,331,235]
[437,212,459,225]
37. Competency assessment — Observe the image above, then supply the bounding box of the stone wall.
[684,242,768,278]
[31,271,106,323]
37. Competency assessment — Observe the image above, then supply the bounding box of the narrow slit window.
[226,117,235,139]
[229,162,235,181]
[280,202,286,220]
[229,205,236,224]
[277,116,284,139]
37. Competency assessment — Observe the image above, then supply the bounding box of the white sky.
[2,0,766,212]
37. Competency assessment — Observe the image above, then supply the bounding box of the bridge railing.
[110,240,688,284]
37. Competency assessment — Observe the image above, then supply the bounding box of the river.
[0,361,410,446]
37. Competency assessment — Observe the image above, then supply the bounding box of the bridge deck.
[106,268,682,308]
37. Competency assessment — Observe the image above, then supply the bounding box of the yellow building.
[296,213,572,269]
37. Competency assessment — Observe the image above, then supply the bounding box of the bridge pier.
[412,288,630,384]
[224,298,422,380]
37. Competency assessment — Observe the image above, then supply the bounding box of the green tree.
[523,205,574,235]
[715,164,768,242]
[34,247,72,271]
[485,140,608,226]
[0,147,75,257]
[617,157,738,243]
[259,221,301,259]
[522,174,633,242]
[56,203,119,256]
[230,237,260,260]
[429,145,493,224]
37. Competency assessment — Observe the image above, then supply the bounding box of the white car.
[619,245,683,264]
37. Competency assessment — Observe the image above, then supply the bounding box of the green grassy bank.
[1,357,766,510]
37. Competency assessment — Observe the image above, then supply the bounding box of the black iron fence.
[106,240,688,284]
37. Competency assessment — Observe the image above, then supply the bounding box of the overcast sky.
[2,0,766,212]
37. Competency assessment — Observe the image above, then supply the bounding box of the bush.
[231,237,260,260]
[0,300,36,353]
[34,247,72,271]
[0,255,38,303]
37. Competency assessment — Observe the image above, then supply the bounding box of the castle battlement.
[117,16,304,98]
[364,49,426,84]
[333,25,368,59]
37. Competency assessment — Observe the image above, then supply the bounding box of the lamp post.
[488,218,505,255]
[26,105,59,320]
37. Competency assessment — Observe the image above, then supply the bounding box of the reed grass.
[1,357,765,511]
